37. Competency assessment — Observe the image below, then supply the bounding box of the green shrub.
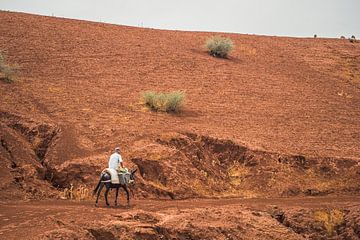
[142,91,185,112]
[0,52,16,83]
[205,36,234,58]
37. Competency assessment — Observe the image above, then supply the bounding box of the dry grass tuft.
[141,90,185,112]
[228,163,249,186]
[313,209,344,235]
[0,52,17,83]
[349,35,356,43]
[59,184,91,200]
[205,36,234,58]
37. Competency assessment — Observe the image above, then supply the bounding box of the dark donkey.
[93,169,137,207]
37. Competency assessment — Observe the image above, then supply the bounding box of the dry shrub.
[42,228,80,239]
[0,52,16,83]
[141,90,185,112]
[349,35,356,43]
[228,163,249,186]
[205,36,234,58]
[59,184,91,200]
[313,209,344,235]
[228,164,249,178]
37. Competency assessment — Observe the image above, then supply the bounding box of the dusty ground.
[0,11,360,239]
[1,197,360,240]
[1,11,359,158]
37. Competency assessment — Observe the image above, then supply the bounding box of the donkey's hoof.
[95,204,98,208]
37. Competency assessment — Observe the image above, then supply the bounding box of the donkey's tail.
[92,173,103,196]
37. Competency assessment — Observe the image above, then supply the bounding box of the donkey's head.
[129,168,137,184]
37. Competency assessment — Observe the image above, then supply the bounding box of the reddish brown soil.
[1,11,359,158]
[0,11,360,239]
[0,197,359,239]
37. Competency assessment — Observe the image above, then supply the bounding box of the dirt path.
[1,196,359,239]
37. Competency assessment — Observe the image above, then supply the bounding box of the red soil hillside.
[0,11,360,200]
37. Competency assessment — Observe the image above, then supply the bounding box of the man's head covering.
[115,147,120,152]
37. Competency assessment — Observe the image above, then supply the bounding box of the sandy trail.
[2,196,360,216]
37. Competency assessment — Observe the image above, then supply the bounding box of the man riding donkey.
[109,147,130,182]
[93,146,136,207]
[109,147,123,170]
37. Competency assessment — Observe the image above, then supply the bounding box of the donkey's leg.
[95,183,104,207]
[123,185,130,206]
[104,185,110,207]
[115,187,119,206]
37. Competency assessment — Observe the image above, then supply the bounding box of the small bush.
[0,52,16,83]
[142,90,185,112]
[59,184,91,200]
[205,36,234,58]
[314,209,344,236]
[314,34,317,38]
[349,35,356,43]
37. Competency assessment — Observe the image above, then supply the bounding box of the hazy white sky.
[0,0,359,38]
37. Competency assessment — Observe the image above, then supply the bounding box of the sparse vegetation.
[141,90,185,112]
[0,52,16,83]
[228,163,249,186]
[205,36,234,58]
[314,209,344,236]
[314,34,317,38]
[349,35,356,43]
[59,184,90,200]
